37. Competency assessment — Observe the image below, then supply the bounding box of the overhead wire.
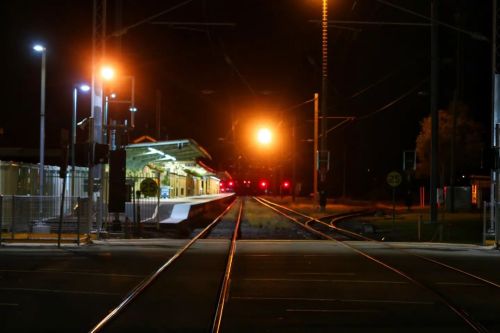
[107,0,195,39]
[357,78,428,121]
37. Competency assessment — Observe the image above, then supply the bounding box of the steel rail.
[253,197,334,240]
[257,197,371,241]
[211,199,244,333]
[89,198,238,333]
[253,197,489,333]
[327,215,500,290]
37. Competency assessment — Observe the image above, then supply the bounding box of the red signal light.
[260,181,268,189]
[228,181,234,187]
[283,181,290,188]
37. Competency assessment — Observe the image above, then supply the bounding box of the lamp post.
[33,44,46,197]
[71,84,90,197]
[319,0,329,211]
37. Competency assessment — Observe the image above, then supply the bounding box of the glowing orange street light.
[100,66,115,81]
[257,128,272,145]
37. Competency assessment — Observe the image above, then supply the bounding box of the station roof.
[125,139,212,170]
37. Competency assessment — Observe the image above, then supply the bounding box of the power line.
[376,0,488,42]
[357,78,428,120]
[107,0,195,39]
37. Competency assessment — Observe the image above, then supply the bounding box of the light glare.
[33,44,45,52]
[101,66,115,80]
[80,84,90,92]
[257,128,272,145]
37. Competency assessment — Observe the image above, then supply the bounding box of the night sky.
[1,0,493,198]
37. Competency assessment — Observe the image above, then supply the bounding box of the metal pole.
[392,187,396,233]
[292,116,296,202]
[156,89,161,140]
[103,96,109,144]
[130,76,136,128]
[483,201,487,245]
[319,0,329,211]
[77,197,81,246]
[313,93,319,202]
[497,124,500,246]
[430,0,439,223]
[87,117,94,235]
[39,51,46,197]
[493,0,500,248]
[57,158,68,248]
[0,195,3,246]
[11,196,15,240]
[71,88,77,198]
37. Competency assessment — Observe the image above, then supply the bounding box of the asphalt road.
[2,240,499,332]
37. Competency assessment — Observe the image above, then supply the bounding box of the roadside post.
[387,171,402,234]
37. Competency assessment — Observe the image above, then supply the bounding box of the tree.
[415,102,483,183]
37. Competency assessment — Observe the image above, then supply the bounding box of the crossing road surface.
[1,240,499,332]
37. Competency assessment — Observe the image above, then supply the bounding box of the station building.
[124,139,222,199]
[0,138,225,199]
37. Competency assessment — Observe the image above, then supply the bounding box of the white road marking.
[242,278,407,284]
[242,254,342,257]
[286,309,379,313]
[232,296,434,305]
[0,269,144,279]
[436,282,485,287]
[288,272,356,276]
[0,303,19,307]
[0,287,120,296]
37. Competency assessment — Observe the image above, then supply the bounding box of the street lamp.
[33,44,46,197]
[71,84,90,197]
[101,66,115,81]
[103,74,137,149]
[257,128,272,145]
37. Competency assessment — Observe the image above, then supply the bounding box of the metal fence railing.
[0,195,91,244]
[125,174,161,228]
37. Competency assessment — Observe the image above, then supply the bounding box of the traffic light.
[93,143,109,164]
[108,149,126,213]
[74,143,89,166]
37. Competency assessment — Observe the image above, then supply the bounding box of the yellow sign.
[140,178,158,197]
[386,171,402,187]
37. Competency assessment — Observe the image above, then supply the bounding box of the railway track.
[89,196,500,332]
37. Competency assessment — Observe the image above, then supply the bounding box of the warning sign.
[140,178,158,197]
[386,171,402,188]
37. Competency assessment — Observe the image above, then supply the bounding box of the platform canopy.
[125,139,212,171]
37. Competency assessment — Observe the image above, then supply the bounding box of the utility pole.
[319,0,329,211]
[156,89,162,140]
[492,0,500,247]
[292,115,296,202]
[90,0,107,234]
[430,0,439,223]
[313,93,319,203]
[449,10,462,214]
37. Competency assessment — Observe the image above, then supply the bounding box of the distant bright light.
[283,181,290,188]
[257,128,272,145]
[33,44,46,52]
[129,106,138,112]
[228,181,234,187]
[260,181,268,188]
[101,66,115,80]
[110,93,117,99]
[79,84,90,92]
